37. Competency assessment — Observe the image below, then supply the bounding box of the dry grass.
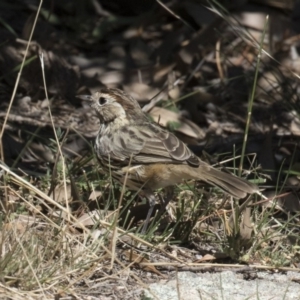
[1,0,300,299]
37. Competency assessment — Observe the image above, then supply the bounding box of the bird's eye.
[98,97,107,105]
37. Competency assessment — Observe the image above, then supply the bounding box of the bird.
[78,88,258,232]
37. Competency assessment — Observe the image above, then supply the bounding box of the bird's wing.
[101,123,199,166]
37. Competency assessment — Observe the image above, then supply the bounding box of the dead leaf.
[150,106,204,139]
[194,253,217,263]
[123,249,167,278]
[50,184,72,204]
[77,209,116,226]
[89,190,103,201]
[123,82,160,103]
[3,215,38,236]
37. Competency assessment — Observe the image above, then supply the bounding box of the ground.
[0,0,300,299]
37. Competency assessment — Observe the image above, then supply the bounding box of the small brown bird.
[79,88,258,231]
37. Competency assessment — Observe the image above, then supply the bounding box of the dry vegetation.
[0,0,300,299]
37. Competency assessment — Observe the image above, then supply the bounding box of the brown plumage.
[78,88,258,231]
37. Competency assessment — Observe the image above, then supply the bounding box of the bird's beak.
[76,95,93,102]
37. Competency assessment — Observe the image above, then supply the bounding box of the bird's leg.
[156,186,174,219]
[141,192,156,234]
[162,186,174,210]
[141,187,174,233]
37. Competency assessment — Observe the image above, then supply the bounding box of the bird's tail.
[186,164,258,198]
